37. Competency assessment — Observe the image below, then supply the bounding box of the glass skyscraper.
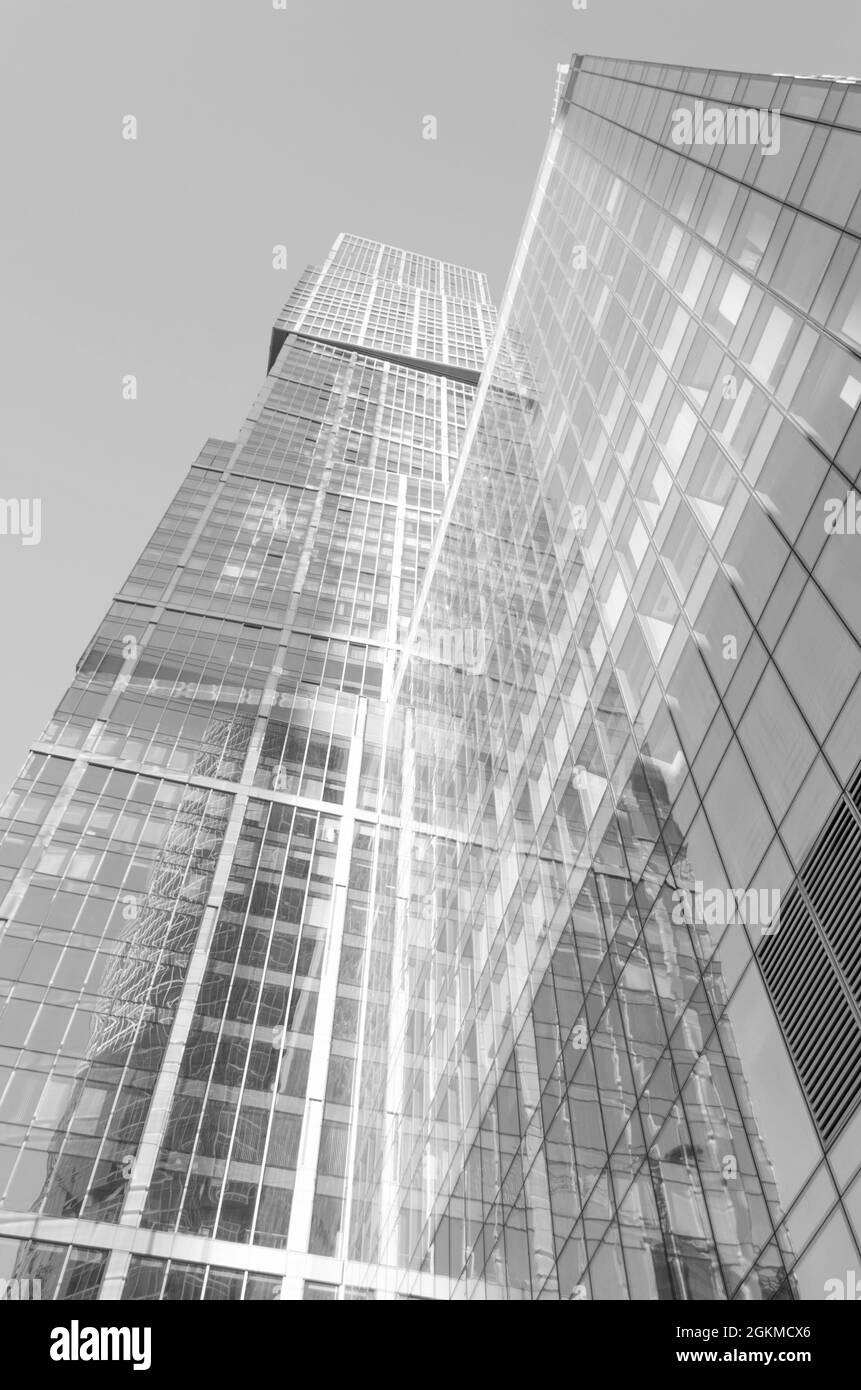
[3,56,861,1302]
[0,233,493,1300]
[364,55,861,1302]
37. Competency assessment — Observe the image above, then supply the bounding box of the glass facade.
[0,233,491,1299]
[3,59,861,1302]
[357,57,861,1300]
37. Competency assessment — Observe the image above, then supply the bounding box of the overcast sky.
[1,0,859,794]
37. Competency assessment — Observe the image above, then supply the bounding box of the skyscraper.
[3,55,861,1303]
[0,234,494,1300]
[364,56,861,1301]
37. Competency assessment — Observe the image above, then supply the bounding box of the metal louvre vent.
[759,771,861,1148]
[802,799,861,1001]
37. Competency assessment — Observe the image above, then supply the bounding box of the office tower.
[3,55,861,1306]
[0,233,494,1300]
[361,58,861,1300]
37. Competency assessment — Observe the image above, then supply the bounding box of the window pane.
[738,663,816,821]
[775,584,861,740]
[729,191,780,273]
[828,246,861,350]
[755,116,810,199]
[771,215,839,311]
[803,127,861,224]
[790,336,861,456]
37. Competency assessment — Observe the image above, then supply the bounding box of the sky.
[1,0,860,794]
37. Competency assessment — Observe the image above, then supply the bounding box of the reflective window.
[803,128,861,224]
[771,215,839,311]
